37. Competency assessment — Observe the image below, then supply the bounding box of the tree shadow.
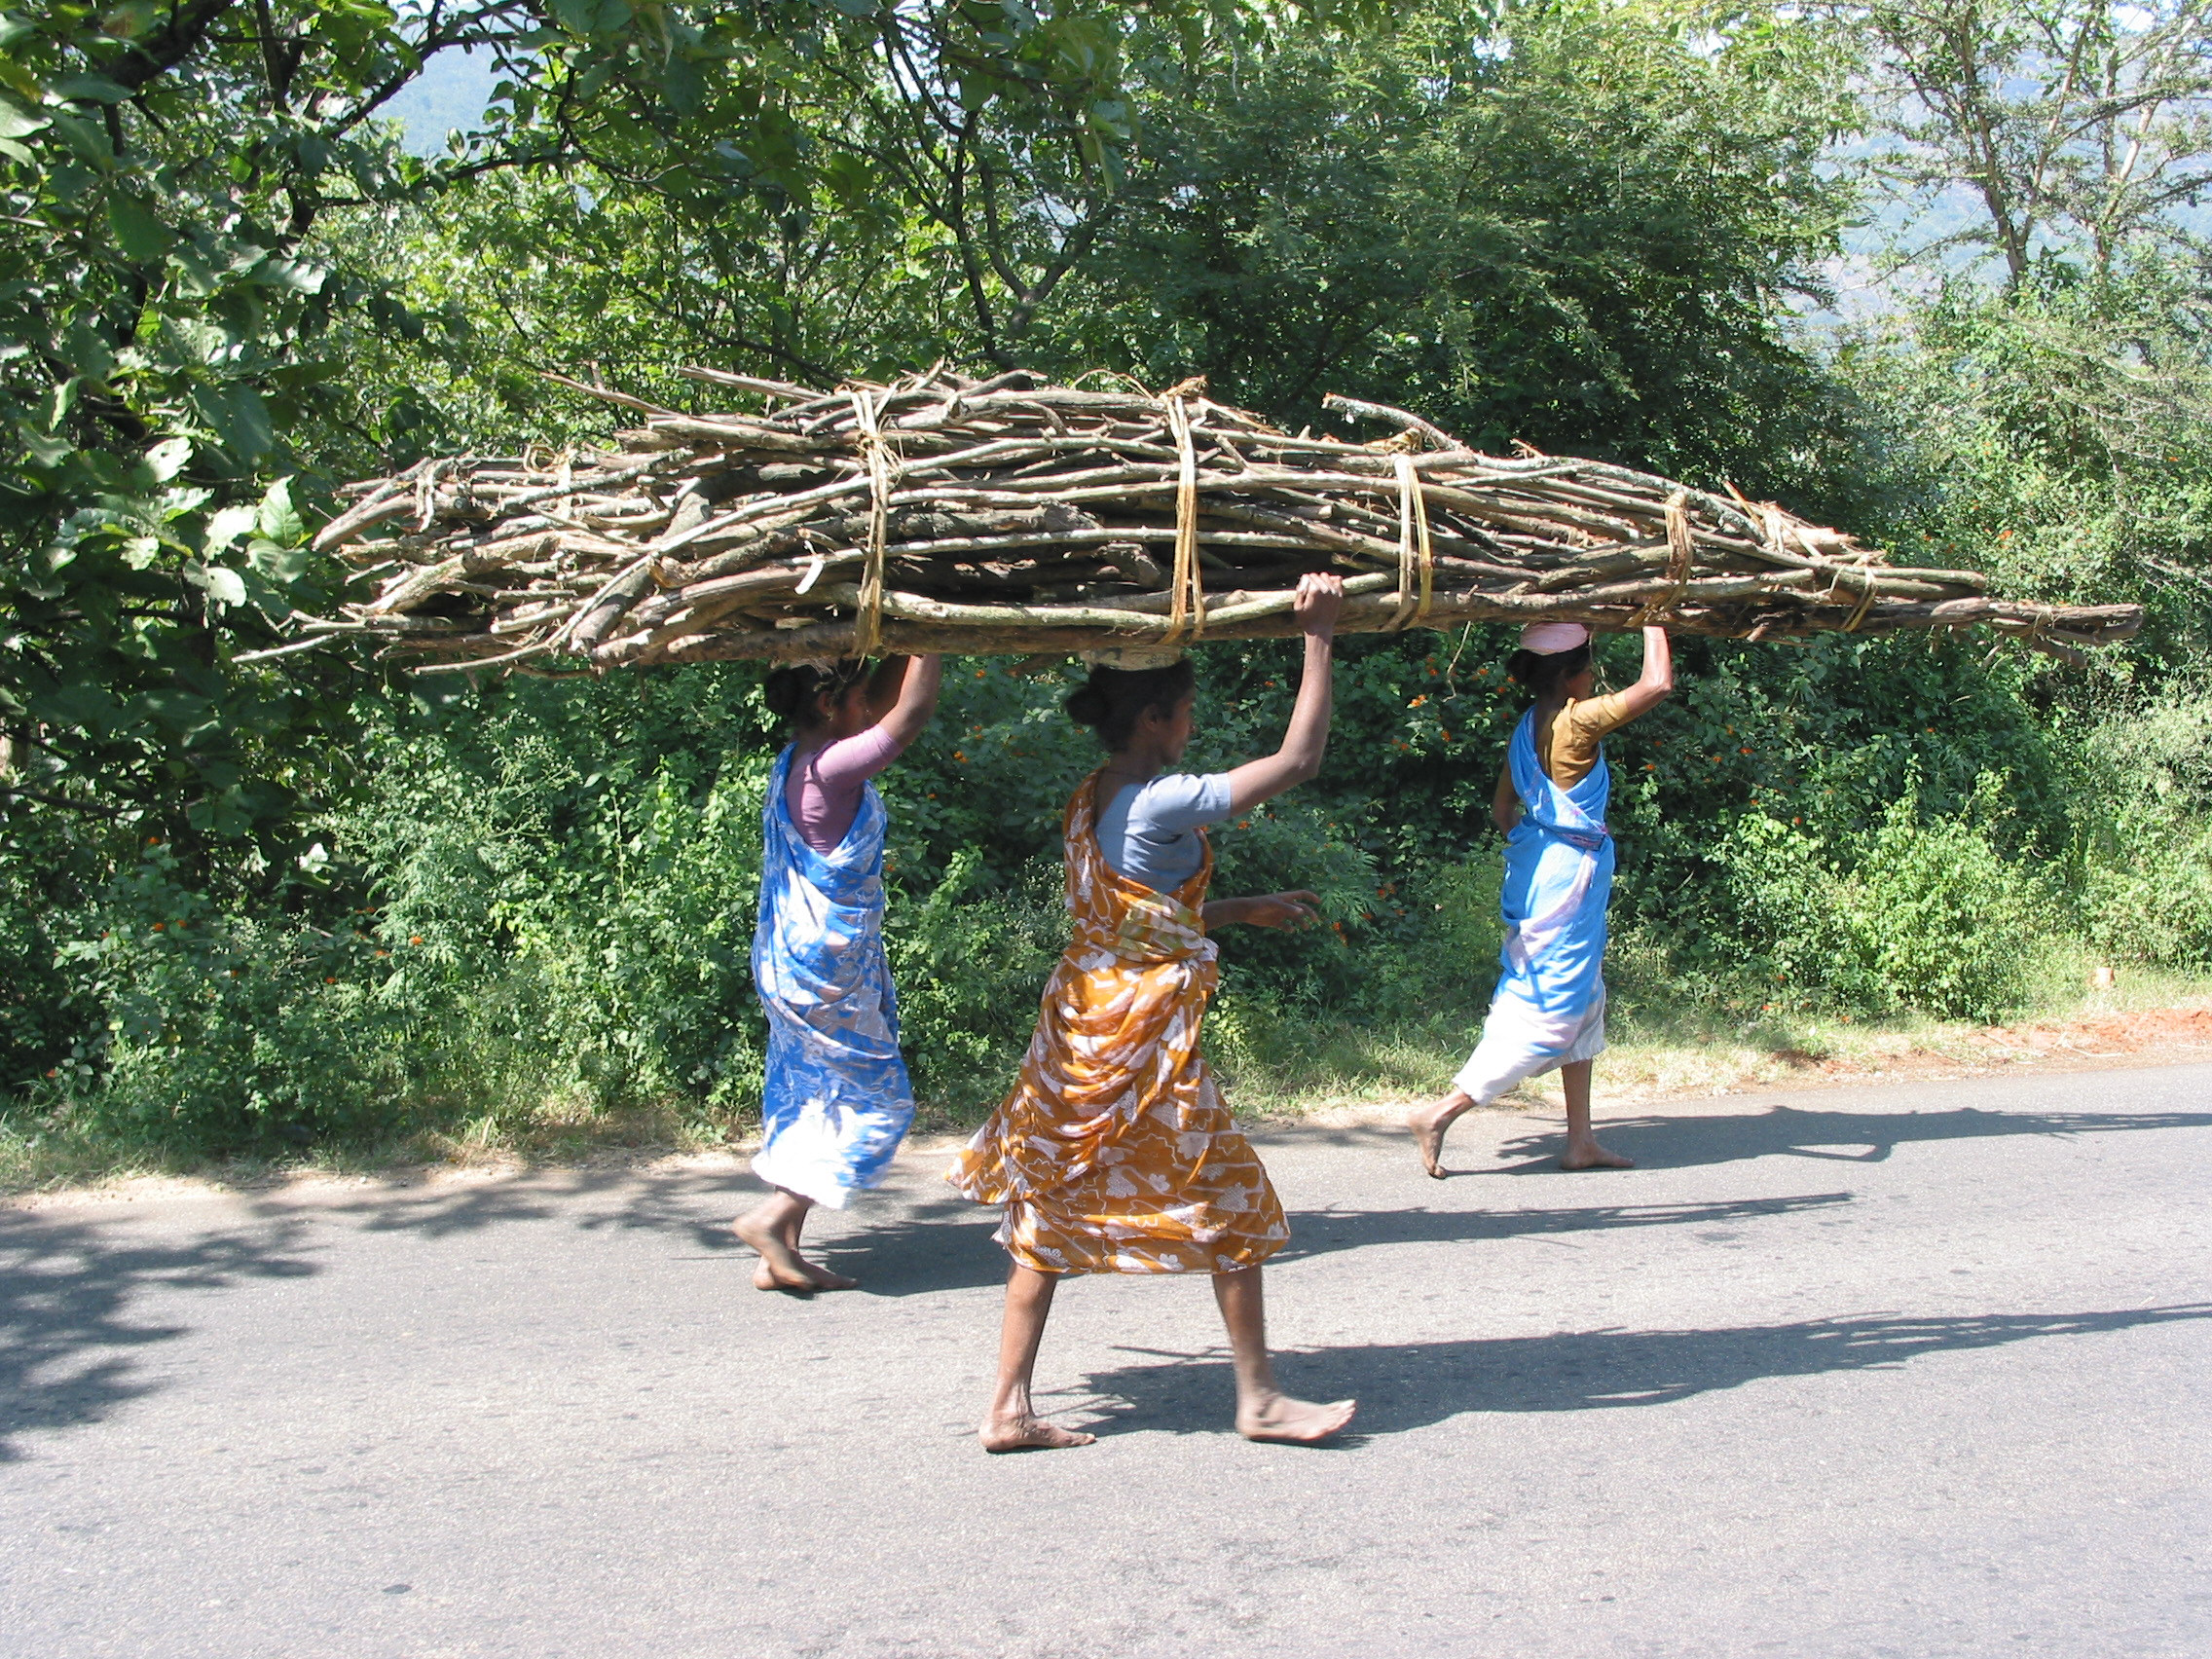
[818,1191,1859,1297]
[0,1211,319,1461]
[1482,1102,2212,1173]
[1277,1190,1854,1259]
[264,1162,732,1241]
[298,1169,1007,1297]
[1060,1304,2212,1440]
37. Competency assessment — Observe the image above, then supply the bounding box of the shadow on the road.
[1066,1303,2212,1440]
[1278,1191,1853,1259]
[0,1212,318,1461]
[782,1191,1859,1296]
[1480,1102,2212,1173]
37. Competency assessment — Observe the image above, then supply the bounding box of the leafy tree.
[1834,0,2212,282]
[0,0,1238,856]
[342,1,1868,492]
[1055,0,1860,486]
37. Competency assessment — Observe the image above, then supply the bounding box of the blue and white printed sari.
[1453,708,1614,1103]
[750,744,914,1207]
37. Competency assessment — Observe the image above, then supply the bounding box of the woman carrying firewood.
[1409,622,1673,1177]
[735,653,944,1292]
[948,572,1356,1452]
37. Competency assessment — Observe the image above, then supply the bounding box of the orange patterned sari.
[946,769,1288,1275]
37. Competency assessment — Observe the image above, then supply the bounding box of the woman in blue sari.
[736,654,942,1292]
[1409,623,1672,1177]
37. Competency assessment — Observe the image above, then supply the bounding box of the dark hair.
[1065,660,1197,751]
[764,658,868,732]
[1505,643,1592,698]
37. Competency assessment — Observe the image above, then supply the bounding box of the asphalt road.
[3,1063,2209,1659]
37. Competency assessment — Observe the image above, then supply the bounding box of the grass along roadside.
[1203,969,2212,1118]
[7,973,2212,1200]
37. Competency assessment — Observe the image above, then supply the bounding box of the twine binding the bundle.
[849,386,895,656]
[1391,452,1436,630]
[1164,394,1206,644]
[1630,491,1696,626]
[1839,564,1880,632]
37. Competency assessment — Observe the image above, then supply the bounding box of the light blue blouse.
[1096,773,1233,893]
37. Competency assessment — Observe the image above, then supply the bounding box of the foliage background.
[7,0,2212,1168]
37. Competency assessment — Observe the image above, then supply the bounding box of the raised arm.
[866,654,944,749]
[1615,626,1674,721]
[1222,573,1344,812]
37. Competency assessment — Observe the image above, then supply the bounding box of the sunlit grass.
[8,965,2211,1198]
[1209,963,2212,1118]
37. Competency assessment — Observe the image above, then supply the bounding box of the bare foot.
[750,1260,815,1294]
[734,1212,819,1294]
[797,1259,858,1291]
[1560,1141,1634,1170]
[979,1416,1097,1454]
[1237,1392,1357,1444]
[1407,1109,1450,1179]
[1407,1100,1464,1179]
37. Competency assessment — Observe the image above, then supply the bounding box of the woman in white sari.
[1410,622,1672,1176]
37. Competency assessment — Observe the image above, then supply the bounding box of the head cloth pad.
[1519,622,1591,655]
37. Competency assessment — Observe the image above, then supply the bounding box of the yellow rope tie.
[1632,491,1694,625]
[1165,395,1204,643]
[848,387,893,656]
[1838,562,1878,633]
[414,458,448,534]
[1390,452,1435,630]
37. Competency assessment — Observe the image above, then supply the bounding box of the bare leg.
[733,1189,857,1292]
[1558,1060,1632,1170]
[1407,1088,1477,1179]
[979,1265,1094,1452]
[1213,1267,1355,1443]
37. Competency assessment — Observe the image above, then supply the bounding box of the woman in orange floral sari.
[949,573,1356,1451]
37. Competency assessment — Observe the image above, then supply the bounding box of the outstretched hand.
[1292,571,1344,636]
[1234,891,1323,930]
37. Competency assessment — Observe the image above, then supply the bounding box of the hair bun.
[763,666,810,724]
[1064,660,1196,750]
[764,658,866,731]
[1064,682,1109,727]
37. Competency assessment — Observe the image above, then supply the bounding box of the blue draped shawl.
[749,744,914,1207]
[1452,708,1615,1100]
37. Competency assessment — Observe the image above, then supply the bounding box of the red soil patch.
[1770,1004,2212,1090]
[1972,1006,2212,1057]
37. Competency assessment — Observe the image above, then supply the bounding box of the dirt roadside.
[1759,1005,2212,1087]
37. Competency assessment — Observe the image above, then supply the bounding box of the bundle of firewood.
[258,368,2142,673]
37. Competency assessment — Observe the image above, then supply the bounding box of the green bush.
[2082,836,2212,969]
[334,703,772,1121]
[1721,775,2045,1023]
[1844,788,2046,1022]
[0,814,83,1091]
[46,844,412,1151]
[1720,811,1878,1013]
[489,762,768,1109]
[2074,694,2212,970]
[884,849,1063,1111]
